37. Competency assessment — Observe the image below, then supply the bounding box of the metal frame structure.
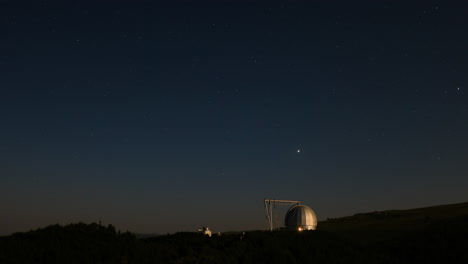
[264,199,300,231]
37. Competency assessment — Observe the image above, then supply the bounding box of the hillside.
[1,202,467,263]
[319,201,468,243]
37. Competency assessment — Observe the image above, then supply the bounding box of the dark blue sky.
[1,0,468,235]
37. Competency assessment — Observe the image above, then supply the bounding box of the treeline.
[0,223,136,264]
[1,218,467,264]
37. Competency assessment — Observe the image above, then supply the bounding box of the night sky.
[1,0,468,235]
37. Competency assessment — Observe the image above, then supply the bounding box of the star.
[297,149,301,153]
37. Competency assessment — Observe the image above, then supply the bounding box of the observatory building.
[284,204,317,231]
[264,199,317,231]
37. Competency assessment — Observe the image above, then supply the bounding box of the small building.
[198,226,212,237]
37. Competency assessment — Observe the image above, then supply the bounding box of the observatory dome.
[284,204,317,231]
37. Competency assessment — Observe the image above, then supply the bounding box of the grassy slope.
[1,202,468,263]
[318,201,468,243]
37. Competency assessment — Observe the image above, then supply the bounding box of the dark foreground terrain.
[1,202,468,264]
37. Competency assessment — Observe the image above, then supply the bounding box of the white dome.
[284,204,317,230]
